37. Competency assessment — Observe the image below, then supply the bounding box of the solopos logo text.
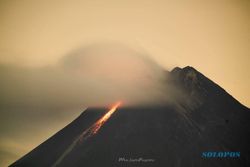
[202,152,240,158]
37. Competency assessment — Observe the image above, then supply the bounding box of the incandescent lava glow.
[91,101,122,134]
[52,101,122,167]
[79,101,122,142]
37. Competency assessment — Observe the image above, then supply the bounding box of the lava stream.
[52,101,121,167]
[87,101,121,136]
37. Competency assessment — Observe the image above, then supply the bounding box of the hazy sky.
[0,0,249,166]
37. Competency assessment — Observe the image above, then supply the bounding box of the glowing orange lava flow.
[51,102,122,167]
[91,101,121,134]
[79,101,122,142]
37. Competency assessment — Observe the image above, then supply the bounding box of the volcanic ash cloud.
[0,43,173,110]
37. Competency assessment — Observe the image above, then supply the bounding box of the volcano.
[10,66,250,167]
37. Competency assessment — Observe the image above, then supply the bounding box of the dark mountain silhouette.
[10,66,250,167]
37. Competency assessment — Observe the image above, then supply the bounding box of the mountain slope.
[10,66,250,167]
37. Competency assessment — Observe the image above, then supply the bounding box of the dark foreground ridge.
[10,66,250,167]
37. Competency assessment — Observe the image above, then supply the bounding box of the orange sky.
[1,0,249,107]
[0,0,249,106]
